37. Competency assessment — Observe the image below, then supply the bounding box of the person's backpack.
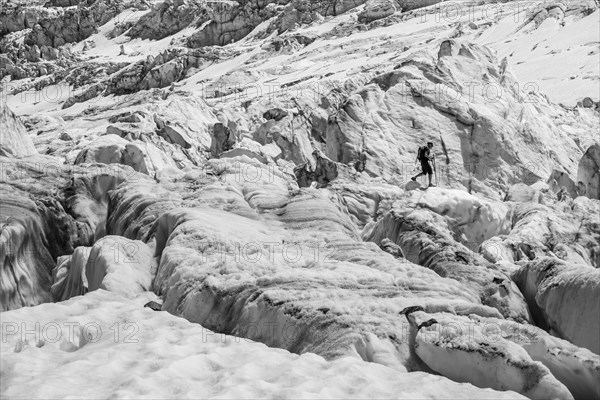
[417,146,428,161]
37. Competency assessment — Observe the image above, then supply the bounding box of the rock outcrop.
[578,144,600,199]
[358,0,396,24]
[186,0,281,48]
[210,122,236,157]
[128,0,207,40]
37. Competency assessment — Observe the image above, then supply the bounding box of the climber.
[411,142,435,187]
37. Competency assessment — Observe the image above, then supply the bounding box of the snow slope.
[0,290,525,399]
[472,4,600,106]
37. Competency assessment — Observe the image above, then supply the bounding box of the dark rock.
[577,144,600,199]
[379,238,404,259]
[128,0,207,40]
[263,108,289,121]
[59,131,73,141]
[295,150,339,188]
[144,301,163,311]
[210,122,236,157]
[399,305,425,315]
[581,97,595,108]
[220,148,267,164]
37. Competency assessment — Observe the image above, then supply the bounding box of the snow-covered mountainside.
[1,0,599,398]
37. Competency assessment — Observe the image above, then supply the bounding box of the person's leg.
[412,172,424,181]
[424,162,434,186]
[413,161,428,181]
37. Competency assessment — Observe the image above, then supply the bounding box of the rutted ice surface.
[404,309,600,400]
[480,197,600,268]
[364,187,532,323]
[513,257,600,355]
[102,158,518,371]
[410,188,511,245]
[408,310,573,400]
[0,290,525,400]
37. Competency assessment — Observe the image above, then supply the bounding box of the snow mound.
[86,236,157,296]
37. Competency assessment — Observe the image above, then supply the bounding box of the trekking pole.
[438,125,450,185]
[433,156,438,186]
